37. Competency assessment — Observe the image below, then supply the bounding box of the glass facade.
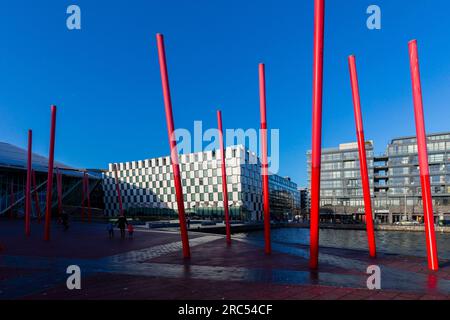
[306,141,374,209]
[103,145,301,221]
[0,142,102,218]
[306,133,450,223]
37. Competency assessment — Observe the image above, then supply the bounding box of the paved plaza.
[0,220,449,300]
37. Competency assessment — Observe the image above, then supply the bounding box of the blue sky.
[0,0,449,186]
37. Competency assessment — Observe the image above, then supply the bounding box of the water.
[237,227,450,260]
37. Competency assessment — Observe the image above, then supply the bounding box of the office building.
[103,145,301,221]
[306,132,450,223]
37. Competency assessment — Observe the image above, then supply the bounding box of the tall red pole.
[408,40,439,271]
[258,63,271,255]
[32,170,41,222]
[113,164,124,217]
[25,130,32,236]
[44,105,57,241]
[348,55,376,258]
[217,110,231,245]
[156,33,190,259]
[309,0,325,270]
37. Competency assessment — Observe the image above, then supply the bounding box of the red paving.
[22,273,449,300]
[149,238,360,276]
[1,220,449,300]
[374,255,450,280]
[0,221,202,259]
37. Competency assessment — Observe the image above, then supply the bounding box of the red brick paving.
[0,221,202,259]
[1,220,450,300]
[22,273,449,300]
[148,238,360,276]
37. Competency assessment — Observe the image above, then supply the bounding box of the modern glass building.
[103,145,300,221]
[379,132,450,223]
[306,132,450,224]
[306,141,374,212]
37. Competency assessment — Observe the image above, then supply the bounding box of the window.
[429,154,444,163]
[344,170,358,178]
[344,161,356,169]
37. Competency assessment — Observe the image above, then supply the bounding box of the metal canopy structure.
[0,142,100,179]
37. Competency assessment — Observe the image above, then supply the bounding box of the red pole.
[25,130,32,236]
[217,110,231,245]
[348,55,377,258]
[32,170,41,223]
[310,0,325,270]
[156,33,190,259]
[113,164,124,217]
[44,105,57,241]
[258,63,271,255]
[408,40,439,271]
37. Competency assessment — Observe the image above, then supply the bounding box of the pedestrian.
[116,215,128,239]
[187,216,191,229]
[127,223,134,238]
[107,221,114,239]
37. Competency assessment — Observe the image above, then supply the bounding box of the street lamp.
[404,181,415,221]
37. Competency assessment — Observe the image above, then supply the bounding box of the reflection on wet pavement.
[234,237,450,294]
[1,225,449,299]
[235,228,450,259]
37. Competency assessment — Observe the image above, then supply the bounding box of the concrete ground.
[0,220,449,300]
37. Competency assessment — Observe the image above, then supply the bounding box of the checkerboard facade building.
[103,145,300,220]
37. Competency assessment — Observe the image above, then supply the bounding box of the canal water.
[238,228,450,260]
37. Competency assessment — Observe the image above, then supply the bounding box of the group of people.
[54,209,134,239]
[107,215,134,239]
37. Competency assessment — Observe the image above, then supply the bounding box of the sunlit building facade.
[306,132,450,223]
[103,145,300,221]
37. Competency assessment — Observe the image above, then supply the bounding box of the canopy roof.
[0,142,100,179]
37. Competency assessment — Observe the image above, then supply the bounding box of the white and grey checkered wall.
[103,145,299,220]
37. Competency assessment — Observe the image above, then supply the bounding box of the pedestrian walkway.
[0,220,449,300]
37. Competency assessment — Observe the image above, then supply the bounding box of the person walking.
[127,223,134,238]
[107,221,114,239]
[116,215,128,239]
